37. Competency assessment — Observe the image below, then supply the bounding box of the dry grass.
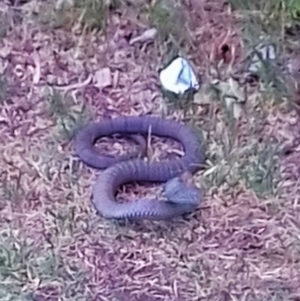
[0,0,300,300]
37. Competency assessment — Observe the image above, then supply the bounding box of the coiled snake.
[74,116,204,220]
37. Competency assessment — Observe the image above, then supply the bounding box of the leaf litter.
[0,0,299,301]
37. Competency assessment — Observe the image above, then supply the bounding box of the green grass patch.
[0,73,8,104]
[228,0,300,107]
[36,0,131,31]
[0,229,88,300]
[164,79,281,199]
[45,88,94,141]
[147,0,191,58]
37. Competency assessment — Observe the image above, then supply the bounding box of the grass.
[164,0,300,200]
[0,74,8,104]
[37,0,141,32]
[0,13,7,40]
[0,0,300,300]
[71,0,116,31]
[0,228,89,300]
[228,0,300,104]
[174,86,281,198]
[148,0,188,50]
[45,88,94,141]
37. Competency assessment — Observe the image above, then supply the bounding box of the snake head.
[163,171,202,206]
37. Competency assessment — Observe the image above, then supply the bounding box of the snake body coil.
[75,116,204,220]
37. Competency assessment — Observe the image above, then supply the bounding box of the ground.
[0,0,300,300]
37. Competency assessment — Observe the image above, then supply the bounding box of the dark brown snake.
[74,116,204,220]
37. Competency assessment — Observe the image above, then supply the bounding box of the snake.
[74,115,204,220]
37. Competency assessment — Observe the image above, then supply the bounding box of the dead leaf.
[228,77,245,102]
[214,77,245,103]
[194,83,215,105]
[0,43,12,59]
[52,74,92,91]
[32,51,41,85]
[211,77,245,119]
[224,96,242,120]
[55,0,74,10]
[129,28,157,45]
[94,67,112,89]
